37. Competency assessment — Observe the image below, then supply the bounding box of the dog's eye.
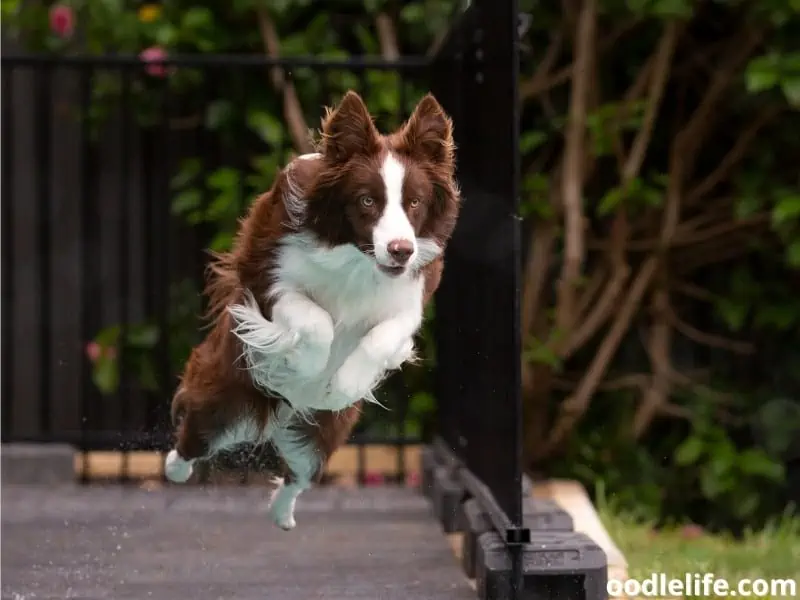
[409,198,421,208]
[360,196,374,207]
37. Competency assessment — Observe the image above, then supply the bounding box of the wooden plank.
[74,445,421,481]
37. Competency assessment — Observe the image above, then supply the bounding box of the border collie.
[163,90,460,530]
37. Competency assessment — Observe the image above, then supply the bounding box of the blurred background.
[2,0,799,546]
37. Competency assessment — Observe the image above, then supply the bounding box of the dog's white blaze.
[374,153,416,266]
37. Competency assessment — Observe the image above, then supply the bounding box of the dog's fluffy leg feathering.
[268,404,321,530]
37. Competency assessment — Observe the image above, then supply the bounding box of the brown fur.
[169,91,459,483]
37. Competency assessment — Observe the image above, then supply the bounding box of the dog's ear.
[321,91,381,162]
[399,94,454,168]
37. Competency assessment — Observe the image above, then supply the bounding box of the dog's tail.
[227,290,299,392]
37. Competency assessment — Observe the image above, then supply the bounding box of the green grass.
[596,493,800,599]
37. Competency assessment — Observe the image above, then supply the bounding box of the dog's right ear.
[321,91,381,162]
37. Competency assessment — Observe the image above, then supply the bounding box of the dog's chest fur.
[240,231,424,405]
[273,232,425,329]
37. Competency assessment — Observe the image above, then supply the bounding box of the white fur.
[231,229,438,413]
[374,153,417,267]
[164,449,193,483]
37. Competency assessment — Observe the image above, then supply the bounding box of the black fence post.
[426,3,609,600]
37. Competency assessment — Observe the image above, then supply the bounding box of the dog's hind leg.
[165,388,271,484]
[268,407,321,530]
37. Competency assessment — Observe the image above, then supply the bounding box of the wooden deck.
[1,484,474,600]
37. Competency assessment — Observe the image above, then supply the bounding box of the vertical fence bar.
[118,67,132,482]
[36,64,53,438]
[156,71,172,462]
[355,67,373,486]
[140,70,162,479]
[2,65,15,440]
[394,74,408,484]
[79,65,97,480]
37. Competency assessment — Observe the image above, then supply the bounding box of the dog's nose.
[387,239,414,264]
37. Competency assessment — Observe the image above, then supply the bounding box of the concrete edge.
[1,443,76,485]
[531,479,628,584]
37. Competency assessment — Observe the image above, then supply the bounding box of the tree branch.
[535,256,659,459]
[686,106,781,203]
[520,31,565,101]
[621,21,679,183]
[665,306,755,354]
[256,8,314,154]
[375,12,399,60]
[673,27,765,170]
[632,288,674,439]
[562,211,630,358]
[555,0,595,333]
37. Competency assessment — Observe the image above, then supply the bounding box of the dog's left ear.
[321,90,381,162]
[399,94,454,168]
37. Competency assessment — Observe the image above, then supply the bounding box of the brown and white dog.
[163,90,460,530]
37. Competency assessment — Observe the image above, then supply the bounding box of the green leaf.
[400,4,425,23]
[206,100,233,131]
[209,230,235,253]
[738,449,785,481]
[674,436,704,466]
[153,23,177,47]
[771,193,800,225]
[93,355,119,395]
[786,240,800,267]
[94,325,121,347]
[651,0,693,18]
[745,54,780,92]
[170,159,201,191]
[781,76,800,107]
[716,298,748,331]
[247,111,284,147]
[732,491,760,518]
[598,188,624,216]
[171,189,202,216]
[409,391,436,416]
[735,194,762,219]
[136,356,160,392]
[520,130,548,154]
[181,7,213,31]
[207,167,240,192]
[126,324,159,348]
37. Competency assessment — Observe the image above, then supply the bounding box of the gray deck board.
[1,485,474,600]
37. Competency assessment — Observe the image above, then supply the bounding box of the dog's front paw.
[329,356,380,403]
[285,322,334,378]
[385,338,415,370]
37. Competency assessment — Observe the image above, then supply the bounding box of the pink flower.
[49,4,75,39]
[364,471,385,486]
[85,341,101,362]
[139,46,170,78]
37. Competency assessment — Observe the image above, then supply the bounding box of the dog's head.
[303,91,460,277]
